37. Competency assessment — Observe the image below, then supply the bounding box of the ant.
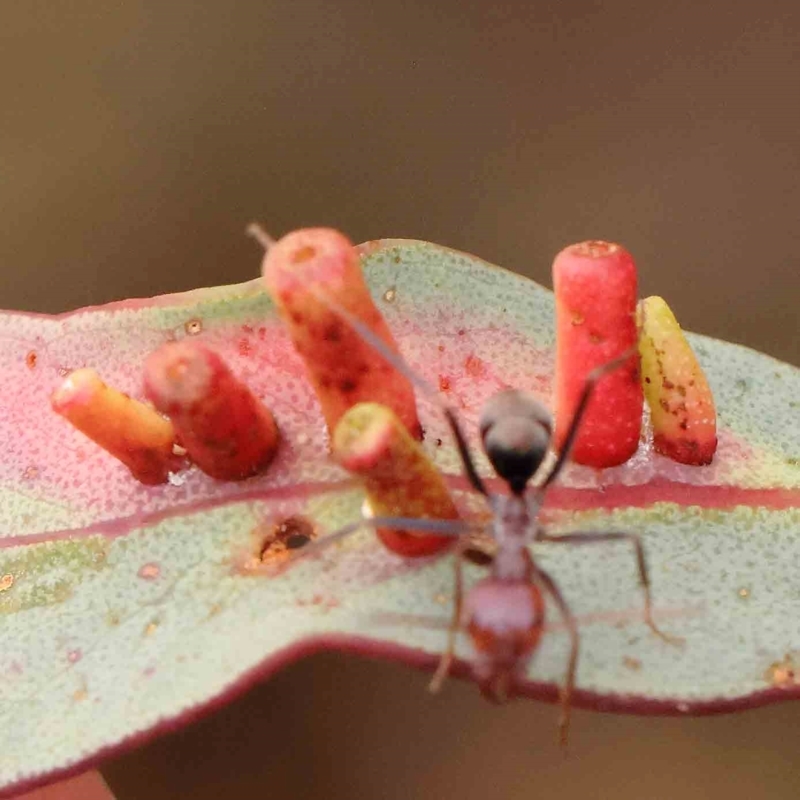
[262,248,679,746]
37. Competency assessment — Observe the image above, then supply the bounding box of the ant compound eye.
[483,416,550,494]
[479,390,552,439]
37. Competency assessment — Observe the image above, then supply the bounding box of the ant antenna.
[304,284,490,497]
[538,344,640,490]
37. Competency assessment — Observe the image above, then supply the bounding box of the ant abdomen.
[464,576,546,691]
[479,390,552,493]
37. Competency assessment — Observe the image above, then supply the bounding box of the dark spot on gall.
[435,438,443,447]
[662,378,675,390]
[25,351,37,369]
[339,378,357,393]
[324,324,342,343]
[659,399,670,412]
[457,328,466,336]
[679,420,688,430]
[645,376,651,384]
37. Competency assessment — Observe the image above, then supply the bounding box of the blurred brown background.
[1,1,798,798]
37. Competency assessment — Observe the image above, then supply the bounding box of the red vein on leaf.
[0,479,357,549]
[4,475,797,551]
[444,474,799,512]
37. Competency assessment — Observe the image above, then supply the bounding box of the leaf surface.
[1,240,798,795]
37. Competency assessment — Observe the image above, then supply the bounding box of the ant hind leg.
[429,537,468,693]
[536,528,683,645]
[536,567,579,751]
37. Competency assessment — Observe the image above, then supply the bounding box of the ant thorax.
[488,492,540,581]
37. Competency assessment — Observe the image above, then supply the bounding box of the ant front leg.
[535,567,579,750]
[536,528,683,645]
[540,346,639,489]
[442,406,489,496]
[273,515,470,575]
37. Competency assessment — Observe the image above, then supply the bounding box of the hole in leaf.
[257,515,317,564]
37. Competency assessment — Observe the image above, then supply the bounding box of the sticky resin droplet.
[138,562,161,580]
[144,621,159,637]
[737,587,751,600]
[25,350,38,369]
[0,574,14,593]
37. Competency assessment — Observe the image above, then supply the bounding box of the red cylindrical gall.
[333,402,457,557]
[144,341,279,481]
[552,240,643,467]
[260,227,422,440]
[51,368,183,485]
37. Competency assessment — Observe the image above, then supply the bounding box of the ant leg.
[305,285,489,496]
[539,345,639,490]
[429,536,468,693]
[536,529,683,645]
[442,406,489,496]
[535,567,579,750]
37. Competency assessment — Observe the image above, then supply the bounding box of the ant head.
[479,390,552,495]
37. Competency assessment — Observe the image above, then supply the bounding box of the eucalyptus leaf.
[1,240,798,796]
